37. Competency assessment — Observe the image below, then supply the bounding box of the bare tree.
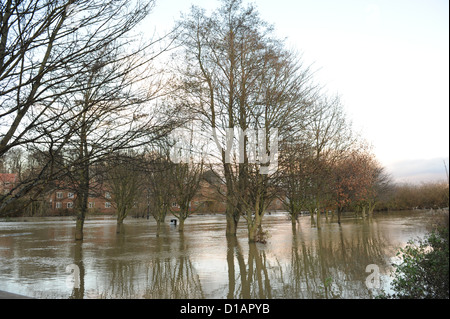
[302,95,354,225]
[63,44,178,239]
[169,161,204,231]
[106,152,144,234]
[0,1,183,238]
[277,138,313,229]
[175,0,315,242]
[0,0,178,217]
[0,0,156,156]
[145,151,173,236]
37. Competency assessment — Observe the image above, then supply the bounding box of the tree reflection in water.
[18,212,425,299]
[69,225,204,299]
[224,217,391,299]
[226,236,274,298]
[69,241,84,299]
[142,231,204,298]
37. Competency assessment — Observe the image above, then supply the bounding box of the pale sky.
[144,0,449,183]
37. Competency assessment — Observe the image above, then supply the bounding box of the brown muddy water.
[0,211,434,299]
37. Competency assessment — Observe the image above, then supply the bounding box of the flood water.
[0,211,434,299]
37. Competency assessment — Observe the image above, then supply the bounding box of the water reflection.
[278,220,391,298]
[69,242,84,299]
[139,231,204,299]
[223,217,393,299]
[66,226,204,299]
[226,237,273,299]
[0,212,430,299]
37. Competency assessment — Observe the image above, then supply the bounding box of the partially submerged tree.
[169,161,204,231]
[145,150,174,235]
[277,138,313,228]
[61,43,173,240]
[106,153,144,234]
[359,162,392,214]
[329,146,372,223]
[303,96,354,225]
[175,0,315,242]
[277,94,353,228]
[0,0,173,217]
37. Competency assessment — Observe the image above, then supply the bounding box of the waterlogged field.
[0,211,432,299]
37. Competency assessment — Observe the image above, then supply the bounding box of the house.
[0,173,18,195]
[169,170,285,214]
[170,179,227,214]
[47,181,116,215]
[2,169,284,216]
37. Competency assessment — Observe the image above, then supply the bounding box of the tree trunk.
[316,209,321,229]
[75,178,89,241]
[248,224,257,243]
[116,218,125,234]
[75,113,89,241]
[290,207,298,229]
[224,159,240,237]
[75,216,84,240]
[291,216,297,227]
[153,204,167,237]
[310,209,316,227]
[368,202,376,214]
[226,205,239,236]
[178,217,185,232]
[248,212,263,243]
[116,208,126,234]
[291,219,297,234]
[291,210,298,233]
[156,220,161,237]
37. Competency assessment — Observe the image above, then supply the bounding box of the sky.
[144,0,449,183]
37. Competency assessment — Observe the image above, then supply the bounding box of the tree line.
[1,0,438,243]
[375,181,449,211]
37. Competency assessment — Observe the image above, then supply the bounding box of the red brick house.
[2,171,284,216]
[46,178,116,215]
[169,178,284,214]
[47,189,116,215]
[0,173,18,195]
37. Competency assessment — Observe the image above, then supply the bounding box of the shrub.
[388,222,449,299]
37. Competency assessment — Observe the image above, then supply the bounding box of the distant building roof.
[202,169,222,185]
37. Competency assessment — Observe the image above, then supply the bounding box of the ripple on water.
[0,232,33,237]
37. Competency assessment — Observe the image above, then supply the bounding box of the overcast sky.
[145,0,449,183]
